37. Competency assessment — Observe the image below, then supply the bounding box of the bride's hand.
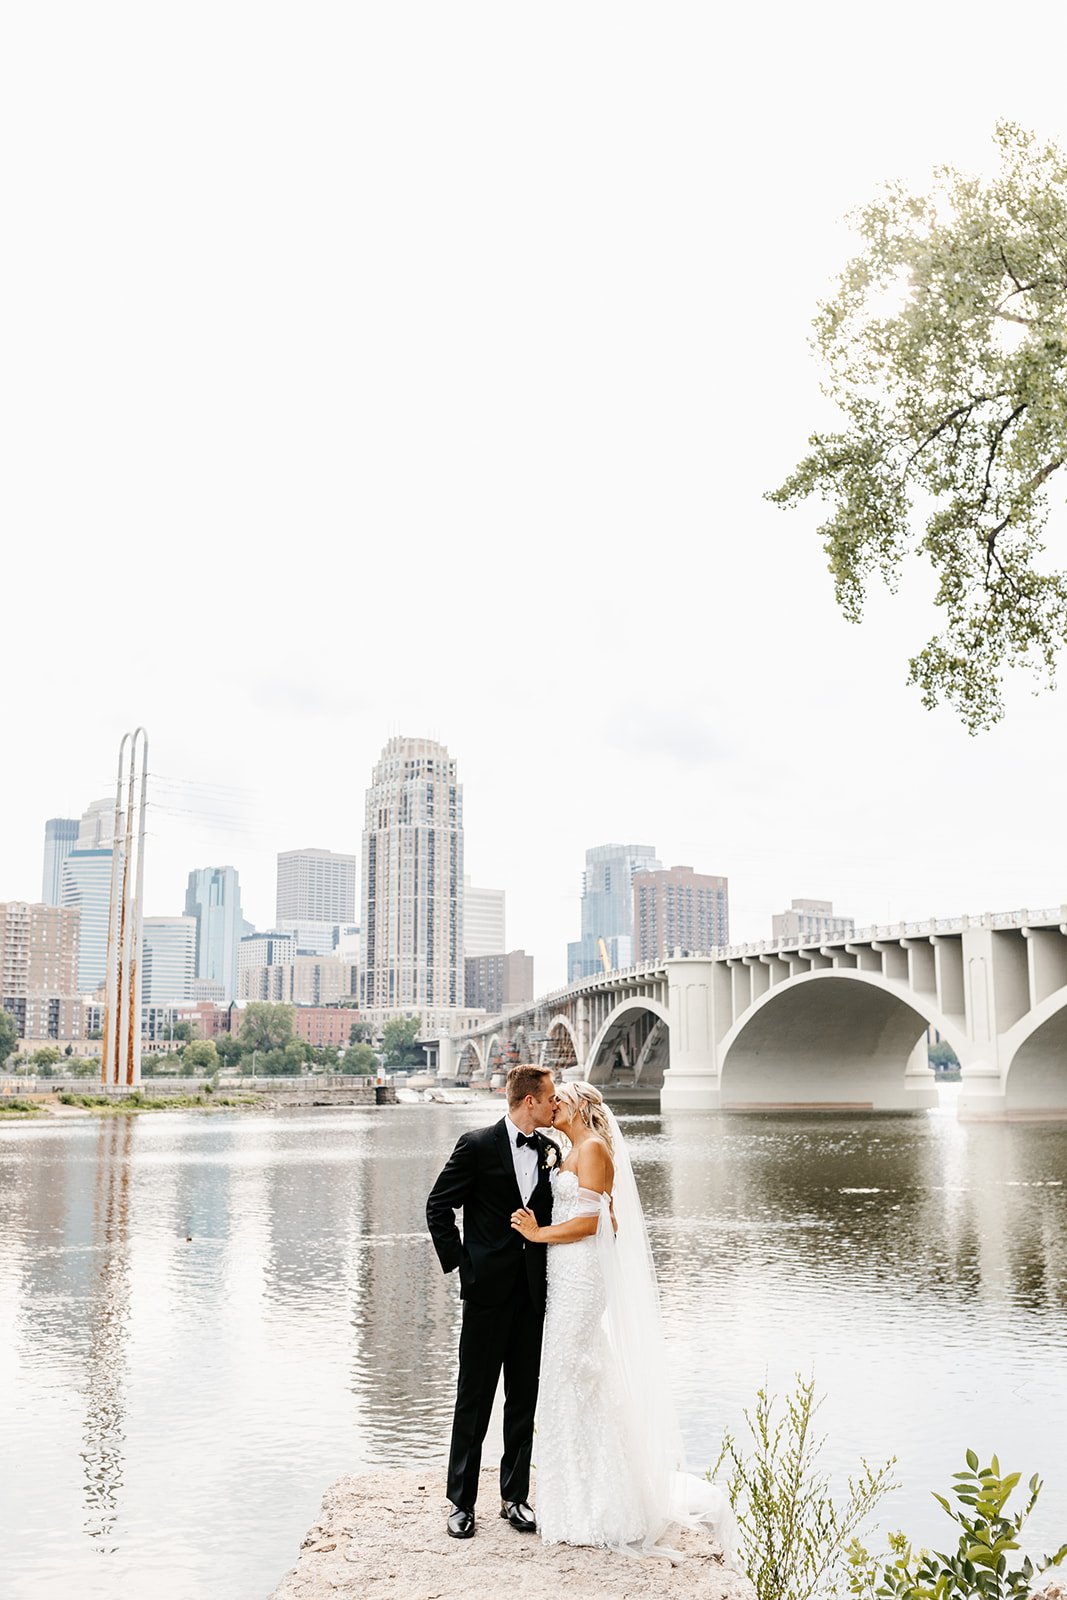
[511,1207,542,1242]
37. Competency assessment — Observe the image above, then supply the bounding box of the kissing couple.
[426,1064,735,1560]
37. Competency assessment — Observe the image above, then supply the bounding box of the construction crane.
[597,937,611,974]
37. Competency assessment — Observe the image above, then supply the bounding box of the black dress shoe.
[447,1505,475,1539]
[500,1499,536,1532]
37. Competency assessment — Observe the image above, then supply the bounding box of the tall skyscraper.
[184,866,245,1002]
[41,819,79,906]
[60,852,111,993]
[633,865,729,962]
[462,876,506,958]
[567,843,661,981]
[59,799,118,994]
[141,917,197,1003]
[360,735,464,1011]
[0,901,82,1040]
[276,848,357,924]
[76,797,115,849]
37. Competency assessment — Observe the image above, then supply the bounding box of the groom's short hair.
[506,1064,553,1107]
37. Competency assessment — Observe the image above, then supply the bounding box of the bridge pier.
[660,959,722,1111]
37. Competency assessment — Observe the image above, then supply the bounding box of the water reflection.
[0,1102,1064,1600]
[348,1113,465,1462]
[81,1118,133,1551]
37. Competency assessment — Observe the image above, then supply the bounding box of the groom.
[426,1064,559,1540]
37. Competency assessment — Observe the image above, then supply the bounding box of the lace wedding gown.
[535,1170,647,1548]
[534,1161,737,1561]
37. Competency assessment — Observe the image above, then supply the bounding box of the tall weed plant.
[714,1373,897,1600]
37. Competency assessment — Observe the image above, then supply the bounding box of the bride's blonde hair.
[556,1081,614,1156]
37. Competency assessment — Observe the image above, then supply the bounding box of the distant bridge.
[438,907,1067,1118]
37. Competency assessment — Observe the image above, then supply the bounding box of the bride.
[510,1079,735,1560]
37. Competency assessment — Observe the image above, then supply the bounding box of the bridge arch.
[483,1034,504,1073]
[540,1015,579,1074]
[718,969,965,1111]
[586,998,671,1088]
[1000,985,1067,1114]
[455,1038,484,1078]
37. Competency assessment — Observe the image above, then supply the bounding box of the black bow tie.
[516,1132,538,1149]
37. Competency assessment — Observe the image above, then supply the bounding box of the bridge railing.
[451,906,1067,1038]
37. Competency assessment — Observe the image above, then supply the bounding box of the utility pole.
[102,728,148,1089]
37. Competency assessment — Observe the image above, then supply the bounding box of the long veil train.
[594,1106,738,1565]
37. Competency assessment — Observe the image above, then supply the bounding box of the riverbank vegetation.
[57,1090,260,1113]
[717,1377,1064,1599]
[0,1001,406,1081]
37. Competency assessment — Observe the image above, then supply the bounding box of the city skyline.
[15,725,1067,1002]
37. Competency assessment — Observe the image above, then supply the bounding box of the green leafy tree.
[168,1020,197,1045]
[239,1003,295,1054]
[342,1042,378,1075]
[258,1040,306,1076]
[348,1021,374,1044]
[0,1009,19,1069]
[182,1040,219,1074]
[31,1045,62,1070]
[381,1015,423,1068]
[215,1032,244,1068]
[929,1039,961,1070]
[771,124,1067,731]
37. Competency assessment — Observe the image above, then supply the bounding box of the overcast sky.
[3,3,1065,991]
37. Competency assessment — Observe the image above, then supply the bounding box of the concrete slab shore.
[269,1468,754,1600]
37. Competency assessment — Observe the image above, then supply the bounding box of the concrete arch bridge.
[440,907,1067,1119]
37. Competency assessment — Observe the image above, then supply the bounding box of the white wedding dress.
[534,1119,736,1563]
[536,1171,647,1547]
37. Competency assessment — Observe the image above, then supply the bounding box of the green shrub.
[848,1452,1067,1599]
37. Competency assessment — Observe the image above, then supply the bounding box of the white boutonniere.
[541,1139,560,1171]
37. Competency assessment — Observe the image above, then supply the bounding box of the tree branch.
[903,394,1006,475]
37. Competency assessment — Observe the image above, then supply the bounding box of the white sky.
[3,3,1065,991]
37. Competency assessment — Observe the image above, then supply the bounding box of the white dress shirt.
[505,1114,539,1205]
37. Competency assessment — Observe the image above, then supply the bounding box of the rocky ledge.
[269,1467,755,1600]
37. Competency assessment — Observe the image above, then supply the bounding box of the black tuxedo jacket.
[426,1118,556,1312]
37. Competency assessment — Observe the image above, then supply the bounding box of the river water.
[1,1097,1065,1598]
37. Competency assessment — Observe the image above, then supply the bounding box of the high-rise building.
[41,819,79,906]
[184,866,245,1003]
[76,797,115,849]
[59,798,117,994]
[567,843,661,981]
[61,856,112,994]
[463,877,506,958]
[465,950,534,1013]
[237,931,297,992]
[276,849,357,925]
[360,735,464,1011]
[239,955,358,1005]
[141,917,197,1003]
[280,921,333,956]
[771,899,855,943]
[0,901,82,1040]
[633,865,729,962]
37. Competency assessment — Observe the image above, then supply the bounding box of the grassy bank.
[0,1098,45,1116]
[57,1091,262,1113]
